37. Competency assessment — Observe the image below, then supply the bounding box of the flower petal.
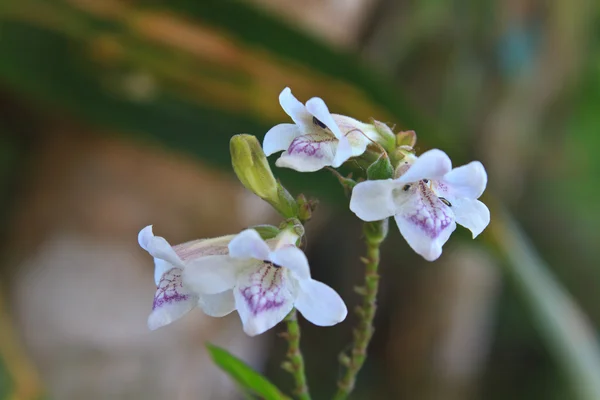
[234,264,295,336]
[439,161,488,199]
[305,97,345,139]
[334,115,371,156]
[275,133,337,172]
[263,123,302,156]
[396,149,452,184]
[138,225,184,270]
[394,182,456,261]
[349,179,397,221]
[229,229,271,260]
[183,255,242,294]
[173,235,234,261]
[148,267,198,330]
[199,290,236,317]
[270,246,310,280]
[295,279,347,326]
[331,136,353,168]
[153,259,175,286]
[279,87,312,129]
[451,198,490,238]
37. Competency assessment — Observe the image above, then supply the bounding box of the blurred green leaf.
[489,206,600,400]
[207,343,290,400]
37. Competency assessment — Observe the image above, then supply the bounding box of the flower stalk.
[282,309,311,400]
[334,219,388,399]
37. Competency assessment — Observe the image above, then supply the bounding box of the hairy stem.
[282,309,311,400]
[334,220,387,399]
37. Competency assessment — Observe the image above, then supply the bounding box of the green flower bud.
[372,120,397,152]
[364,219,389,245]
[396,130,417,148]
[250,224,281,240]
[230,134,298,218]
[367,153,394,180]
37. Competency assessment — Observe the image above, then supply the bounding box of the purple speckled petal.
[394,181,456,261]
[263,123,303,156]
[234,263,295,336]
[275,132,337,172]
[148,267,199,330]
[138,225,184,284]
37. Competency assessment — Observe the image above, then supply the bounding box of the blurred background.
[1,0,600,399]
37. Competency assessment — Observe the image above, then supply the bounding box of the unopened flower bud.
[230,134,298,218]
[371,120,397,152]
[396,130,417,148]
[367,153,394,180]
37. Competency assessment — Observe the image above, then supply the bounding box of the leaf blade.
[207,343,290,400]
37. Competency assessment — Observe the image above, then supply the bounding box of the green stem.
[334,220,387,399]
[282,309,311,400]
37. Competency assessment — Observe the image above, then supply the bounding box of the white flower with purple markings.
[349,149,490,261]
[263,87,382,172]
[138,226,237,331]
[183,229,347,336]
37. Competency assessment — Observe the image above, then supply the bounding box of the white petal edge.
[394,213,457,262]
[183,255,241,294]
[396,149,452,184]
[199,290,236,317]
[441,161,488,199]
[138,225,184,270]
[269,246,310,280]
[331,136,353,168]
[228,229,271,260]
[279,87,312,129]
[233,267,295,336]
[349,179,397,222]
[452,198,490,238]
[305,97,345,139]
[263,123,302,156]
[295,279,347,326]
[148,299,196,331]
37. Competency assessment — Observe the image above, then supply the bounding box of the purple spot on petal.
[153,268,191,310]
[408,181,453,239]
[239,265,287,316]
[287,135,336,159]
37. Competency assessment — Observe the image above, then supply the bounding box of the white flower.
[138,226,237,330]
[263,87,381,172]
[183,229,348,336]
[349,149,490,261]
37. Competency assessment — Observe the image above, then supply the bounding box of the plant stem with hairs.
[334,220,388,399]
[281,309,311,400]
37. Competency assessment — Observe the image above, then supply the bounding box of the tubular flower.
[349,149,490,261]
[138,226,237,330]
[263,87,382,172]
[183,229,348,336]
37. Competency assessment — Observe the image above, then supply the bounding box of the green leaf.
[207,344,290,400]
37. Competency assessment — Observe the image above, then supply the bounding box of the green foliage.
[207,344,290,400]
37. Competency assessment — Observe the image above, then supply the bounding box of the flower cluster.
[139,87,489,336]
[139,226,347,336]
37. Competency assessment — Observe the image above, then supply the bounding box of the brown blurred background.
[1,0,600,399]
